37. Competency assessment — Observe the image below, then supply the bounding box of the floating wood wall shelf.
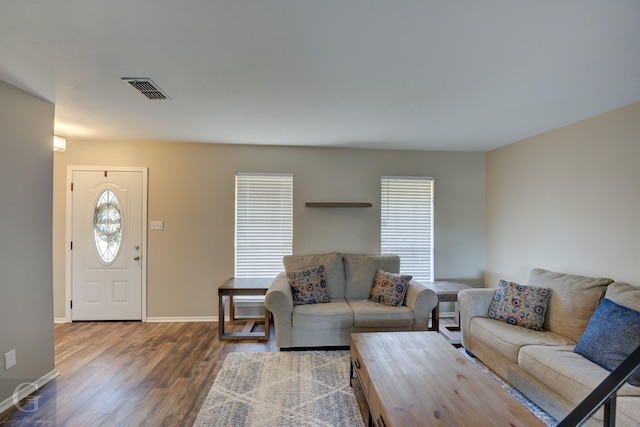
[305,202,372,208]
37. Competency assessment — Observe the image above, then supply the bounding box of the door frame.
[64,166,149,322]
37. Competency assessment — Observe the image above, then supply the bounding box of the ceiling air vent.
[122,78,171,100]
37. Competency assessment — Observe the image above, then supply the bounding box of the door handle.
[133,256,141,261]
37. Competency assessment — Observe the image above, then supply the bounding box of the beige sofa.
[459,268,640,426]
[265,252,438,349]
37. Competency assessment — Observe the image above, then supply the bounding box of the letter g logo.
[12,382,41,413]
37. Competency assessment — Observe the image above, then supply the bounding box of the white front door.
[71,169,146,320]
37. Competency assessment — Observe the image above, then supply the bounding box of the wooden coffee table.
[350,332,545,427]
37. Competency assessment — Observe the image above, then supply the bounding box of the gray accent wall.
[0,81,55,402]
[52,143,485,319]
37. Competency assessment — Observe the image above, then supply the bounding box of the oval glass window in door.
[93,190,122,264]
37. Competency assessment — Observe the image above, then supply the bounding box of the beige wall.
[0,81,55,402]
[485,102,640,287]
[53,143,485,319]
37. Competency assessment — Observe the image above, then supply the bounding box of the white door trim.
[65,166,148,322]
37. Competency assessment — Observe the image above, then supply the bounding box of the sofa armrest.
[405,280,438,331]
[458,288,496,350]
[264,272,294,348]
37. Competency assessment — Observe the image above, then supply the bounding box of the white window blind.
[235,173,293,278]
[381,176,434,282]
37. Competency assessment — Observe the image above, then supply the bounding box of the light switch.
[150,221,164,231]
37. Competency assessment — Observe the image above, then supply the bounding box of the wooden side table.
[218,278,271,341]
[422,281,471,346]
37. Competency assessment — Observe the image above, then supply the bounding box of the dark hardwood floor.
[0,318,455,426]
[0,321,277,427]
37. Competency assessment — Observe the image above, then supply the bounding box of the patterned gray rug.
[194,349,558,427]
[193,351,363,427]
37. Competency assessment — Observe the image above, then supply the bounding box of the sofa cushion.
[284,252,346,299]
[488,280,552,331]
[528,268,612,342]
[348,299,414,328]
[605,281,640,311]
[470,317,575,363]
[369,269,412,306]
[617,397,640,427]
[574,298,640,386]
[344,254,400,299]
[292,300,354,329]
[518,345,640,410]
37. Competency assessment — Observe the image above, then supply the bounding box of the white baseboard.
[60,307,446,323]
[146,316,217,323]
[0,369,59,415]
[54,316,221,323]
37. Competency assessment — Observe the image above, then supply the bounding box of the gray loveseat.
[265,252,438,349]
[459,268,640,426]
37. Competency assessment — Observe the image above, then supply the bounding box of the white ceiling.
[1,1,639,151]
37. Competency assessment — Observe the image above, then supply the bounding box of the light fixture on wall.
[53,136,66,152]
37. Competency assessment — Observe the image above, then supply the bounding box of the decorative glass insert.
[93,190,122,264]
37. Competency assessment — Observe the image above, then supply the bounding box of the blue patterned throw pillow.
[369,269,412,306]
[287,264,330,306]
[574,298,640,387]
[488,280,552,331]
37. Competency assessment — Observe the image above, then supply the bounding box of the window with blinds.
[235,173,293,278]
[381,176,434,282]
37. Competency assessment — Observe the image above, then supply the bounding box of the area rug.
[194,350,559,427]
[193,351,364,427]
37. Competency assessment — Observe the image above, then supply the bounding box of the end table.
[423,281,471,346]
[218,278,271,341]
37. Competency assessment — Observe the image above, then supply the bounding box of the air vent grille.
[122,78,171,100]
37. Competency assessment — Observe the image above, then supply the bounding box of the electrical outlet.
[4,349,16,370]
[150,221,164,231]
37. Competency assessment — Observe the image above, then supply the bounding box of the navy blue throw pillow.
[574,298,640,387]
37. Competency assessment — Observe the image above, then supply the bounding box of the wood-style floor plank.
[0,321,277,427]
[0,318,454,426]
